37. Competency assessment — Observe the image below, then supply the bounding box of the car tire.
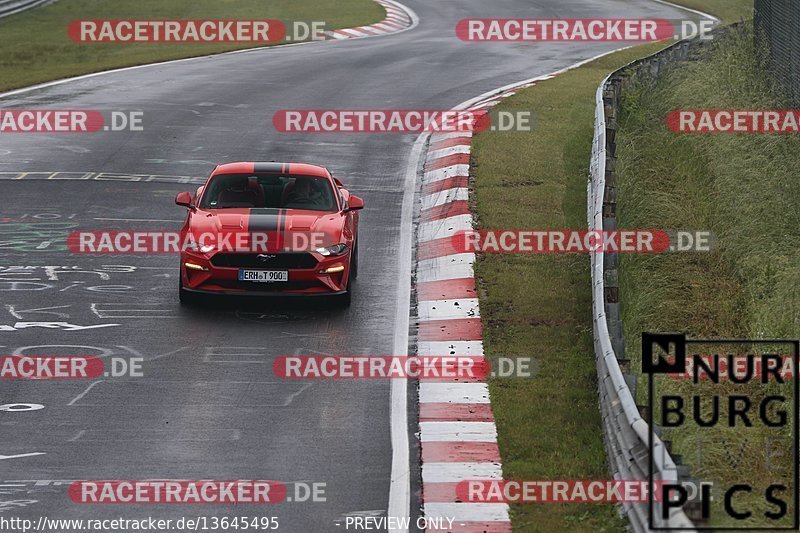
[339,266,353,307]
[339,286,352,307]
[179,278,195,306]
[351,241,359,280]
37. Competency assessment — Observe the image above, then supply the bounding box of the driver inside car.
[284,177,318,206]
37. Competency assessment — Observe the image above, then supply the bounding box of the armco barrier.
[0,0,53,19]
[588,22,746,532]
[590,71,695,532]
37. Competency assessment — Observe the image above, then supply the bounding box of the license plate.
[239,270,289,283]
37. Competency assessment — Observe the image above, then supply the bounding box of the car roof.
[212,162,330,178]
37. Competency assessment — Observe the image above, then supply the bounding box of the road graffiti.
[90,303,179,319]
[0,222,78,252]
[0,265,171,293]
[0,404,45,412]
[10,344,122,358]
[0,499,38,513]
[0,265,135,281]
[0,171,205,184]
[1,213,78,223]
[0,322,119,332]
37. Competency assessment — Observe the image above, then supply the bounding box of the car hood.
[188,208,345,253]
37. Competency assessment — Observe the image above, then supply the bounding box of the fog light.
[320,265,345,274]
[184,261,208,271]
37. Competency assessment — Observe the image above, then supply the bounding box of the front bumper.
[180,250,351,296]
[180,286,347,297]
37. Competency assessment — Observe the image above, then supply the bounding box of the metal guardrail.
[587,33,728,533]
[0,0,52,19]
[589,14,750,528]
[589,72,695,533]
[590,25,766,533]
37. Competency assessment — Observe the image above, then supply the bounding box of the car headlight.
[185,241,215,254]
[316,243,349,257]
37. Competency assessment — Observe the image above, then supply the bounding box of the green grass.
[470,1,754,530]
[471,41,666,532]
[615,23,798,528]
[665,0,752,23]
[0,0,384,92]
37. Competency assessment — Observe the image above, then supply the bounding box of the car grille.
[236,281,320,291]
[211,252,318,269]
[200,279,324,292]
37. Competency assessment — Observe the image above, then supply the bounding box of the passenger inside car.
[215,175,260,207]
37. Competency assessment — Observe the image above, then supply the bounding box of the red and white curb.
[411,4,721,525]
[413,75,563,533]
[324,0,415,40]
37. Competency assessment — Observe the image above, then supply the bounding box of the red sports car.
[175,162,364,304]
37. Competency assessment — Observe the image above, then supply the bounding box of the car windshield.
[200,173,337,211]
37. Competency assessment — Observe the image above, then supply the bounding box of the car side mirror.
[348,195,365,211]
[175,191,193,208]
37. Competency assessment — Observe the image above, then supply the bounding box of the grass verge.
[0,0,384,92]
[616,22,797,528]
[659,0,752,23]
[470,1,752,530]
[471,42,663,532]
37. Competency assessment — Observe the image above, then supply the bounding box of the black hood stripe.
[246,211,281,232]
[253,162,284,173]
[246,209,286,252]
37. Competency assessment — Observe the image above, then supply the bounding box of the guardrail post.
[588,22,744,532]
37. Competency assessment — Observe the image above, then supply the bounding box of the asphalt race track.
[1,0,693,531]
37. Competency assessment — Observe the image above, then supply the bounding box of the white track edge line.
[388,129,426,533]
[648,0,720,23]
